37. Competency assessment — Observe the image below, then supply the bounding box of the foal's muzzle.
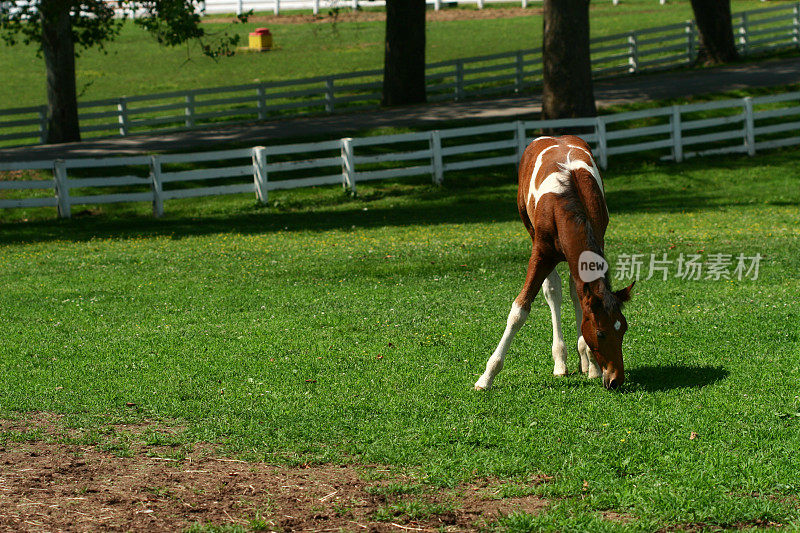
[603,371,624,390]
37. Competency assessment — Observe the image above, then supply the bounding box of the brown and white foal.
[474,135,634,391]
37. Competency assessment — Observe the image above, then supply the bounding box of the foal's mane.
[558,172,623,315]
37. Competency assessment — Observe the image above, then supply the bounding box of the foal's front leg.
[543,269,569,376]
[568,274,602,378]
[474,247,554,391]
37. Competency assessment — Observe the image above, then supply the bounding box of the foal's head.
[580,280,635,390]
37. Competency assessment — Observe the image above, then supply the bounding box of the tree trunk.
[40,0,81,144]
[690,0,739,64]
[541,0,596,124]
[381,0,426,107]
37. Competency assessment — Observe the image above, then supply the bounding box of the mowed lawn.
[1,148,799,530]
[0,0,769,109]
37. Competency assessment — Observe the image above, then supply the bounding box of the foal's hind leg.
[569,274,602,378]
[543,269,569,376]
[475,246,555,390]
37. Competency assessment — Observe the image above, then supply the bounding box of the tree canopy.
[0,0,247,143]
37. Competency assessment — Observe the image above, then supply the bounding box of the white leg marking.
[569,274,590,374]
[586,346,602,379]
[543,269,568,376]
[475,303,529,390]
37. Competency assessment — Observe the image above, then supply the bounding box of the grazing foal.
[474,135,634,391]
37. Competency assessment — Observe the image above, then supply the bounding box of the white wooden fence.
[202,0,542,16]
[2,90,799,217]
[2,2,799,148]
[197,0,761,17]
[1,0,672,19]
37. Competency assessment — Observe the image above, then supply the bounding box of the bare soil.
[0,413,549,532]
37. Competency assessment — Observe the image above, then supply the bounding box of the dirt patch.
[0,414,549,532]
[204,6,542,25]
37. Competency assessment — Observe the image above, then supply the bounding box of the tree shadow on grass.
[0,192,521,246]
[625,365,729,392]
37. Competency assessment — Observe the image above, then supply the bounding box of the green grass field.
[0,0,770,109]
[1,144,799,530]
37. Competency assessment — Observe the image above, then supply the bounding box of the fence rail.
[2,90,799,217]
[3,2,799,148]
[98,0,678,17]
[200,0,542,16]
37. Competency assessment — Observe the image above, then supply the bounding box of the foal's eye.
[596,330,606,339]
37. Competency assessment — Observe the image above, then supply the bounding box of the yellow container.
[249,28,273,51]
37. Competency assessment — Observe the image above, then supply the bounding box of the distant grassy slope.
[0,0,768,108]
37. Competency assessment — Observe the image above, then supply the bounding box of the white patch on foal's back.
[561,157,604,196]
[531,171,570,206]
[527,145,605,207]
[526,142,560,207]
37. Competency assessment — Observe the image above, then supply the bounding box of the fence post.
[455,60,465,101]
[274,0,280,15]
[313,0,319,15]
[793,3,800,48]
[685,20,696,63]
[671,105,683,163]
[149,155,164,217]
[430,131,443,185]
[325,77,335,113]
[627,32,639,74]
[252,146,269,203]
[515,51,525,94]
[117,98,130,137]
[477,0,484,8]
[38,106,48,145]
[739,12,749,55]
[341,137,356,194]
[515,121,527,164]
[237,0,243,14]
[595,117,608,170]
[184,93,196,128]
[521,0,527,8]
[53,159,71,219]
[434,0,441,9]
[352,0,357,9]
[257,85,267,120]
[743,97,756,156]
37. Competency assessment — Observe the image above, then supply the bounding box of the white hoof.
[553,342,568,376]
[577,336,591,374]
[474,377,492,390]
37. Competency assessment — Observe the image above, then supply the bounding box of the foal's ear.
[614,281,635,303]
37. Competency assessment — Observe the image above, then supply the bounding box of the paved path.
[1,56,798,162]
